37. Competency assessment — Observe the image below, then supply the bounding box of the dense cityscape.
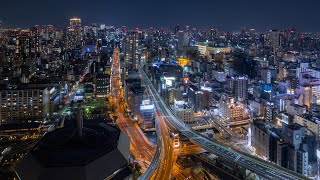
[0,6,320,180]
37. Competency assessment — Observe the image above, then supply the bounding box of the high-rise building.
[177,31,188,53]
[281,124,309,176]
[70,18,81,28]
[251,120,279,162]
[201,86,213,109]
[261,68,277,84]
[125,31,139,70]
[66,18,82,50]
[249,28,256,38]
[0,84,54,125]
[174,24,181,35]
[188,85,203,112]
[167,88,182,105]
[210,29,217,40]
[95,74,110,98]
[16,30,31,58]
[228,76,248,101]
[269,30,281,51]
[251,121,314,177]
[30,26,41,55]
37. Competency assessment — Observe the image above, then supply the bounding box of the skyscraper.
[66,18,82,50]
[177,31,188,54]
[210,29,217,40]
[125,31,139,69]
[174,24,181,35]
[30,26,41,55]
[16,30,31,58]
[69,18,81,28]
[269,30,281,51]
[188,85,203,112]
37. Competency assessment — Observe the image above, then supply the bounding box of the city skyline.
[1,0,320,32]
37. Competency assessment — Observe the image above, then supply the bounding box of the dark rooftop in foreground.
[32,121,121,167]
[16,114,131,180]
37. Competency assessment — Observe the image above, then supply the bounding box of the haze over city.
[1,0,320,31]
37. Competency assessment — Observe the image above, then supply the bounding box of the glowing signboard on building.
[140,104,154,111]
[201,86,212,92]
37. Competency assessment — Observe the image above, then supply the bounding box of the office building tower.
[188,85,203,112]
[177,31,188,53]
[280,124,309,176]
[261,68,277,84]
[167,88,182,105]
[70,18,81,28]
[264,102,275,122]
[249,28,256,38]
[251,121,314,177]
[16,30,31,58]
[210,29,217,40]
[250,120,279,162]
[269,30,281,51]
[228,76,248,101]
[0,84,55,125]
[174,24,181,35]
[277,124,318,177]
[201,86,213,109]
[95,74,110,98]
[125,31,139,70]
[30,26,41,55]
[66,18,82,50]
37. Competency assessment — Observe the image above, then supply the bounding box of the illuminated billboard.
[201,86,212,92]
[140,104,154,111]
[142,100,151,105]
[174,99,185,107]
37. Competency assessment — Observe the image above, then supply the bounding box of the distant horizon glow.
[1,0,320,32]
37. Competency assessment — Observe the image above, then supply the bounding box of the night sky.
[1,0,319,32]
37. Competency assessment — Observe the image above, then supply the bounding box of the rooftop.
[31,120,122,167]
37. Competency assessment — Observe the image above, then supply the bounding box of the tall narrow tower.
[125,31,139,70]
[66,18,82,50]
